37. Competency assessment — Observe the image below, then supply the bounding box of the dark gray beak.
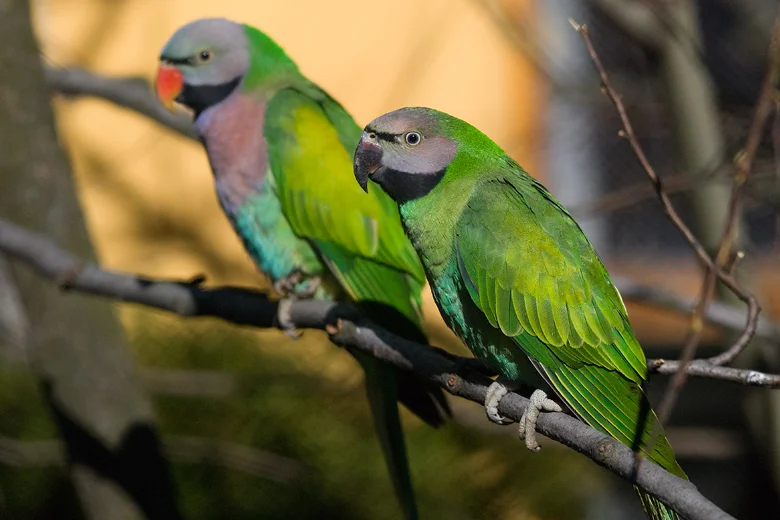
[354,134,383,193]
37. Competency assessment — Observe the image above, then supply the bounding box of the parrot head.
[156,18,249,115]
[354,107,458,203]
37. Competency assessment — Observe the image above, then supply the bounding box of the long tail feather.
[533,358,687,520]
[355,351,418,520]
[358,300,451,427]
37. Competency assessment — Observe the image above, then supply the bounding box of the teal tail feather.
[355,351,418,520]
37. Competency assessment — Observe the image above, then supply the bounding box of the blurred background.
[1,0,780,518]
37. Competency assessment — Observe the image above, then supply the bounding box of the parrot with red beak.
[155,18,449,520]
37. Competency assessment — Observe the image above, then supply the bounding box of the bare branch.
[45,66,196,140]
[652,11,780,426]
[571,19,761,374]
[651,358,780,386]
[705,13,780,365]
[572,169,710,217]
[0,216,753,520]
[571,16,777,473]
[27,64,780,354]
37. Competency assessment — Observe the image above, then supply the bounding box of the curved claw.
[518,389,562,452]
[276,297,302,339]
[296,276,321,299]
[484,381,514,425]
[273,270,303,298]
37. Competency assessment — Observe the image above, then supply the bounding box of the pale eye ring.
[405,132,421,146]
[199,50,212,62]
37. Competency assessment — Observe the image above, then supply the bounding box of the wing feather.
[455,174,648,384]
[264,87,426,322]
[264,87,426,287]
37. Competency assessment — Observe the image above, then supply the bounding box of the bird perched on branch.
[354,106,687,520]
[155,19,449,519]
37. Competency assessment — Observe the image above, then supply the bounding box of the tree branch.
[0,216,750,520]
[41,65,780,352]
[571,19,761,374]
[45,66,196,140]
[571,16,776,469]
[650,10,780,427]
[32,55,770,519]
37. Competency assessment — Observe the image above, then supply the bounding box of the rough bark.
[0,1,180,518]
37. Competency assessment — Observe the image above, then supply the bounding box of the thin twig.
[0,217,745,520]
[656,275,717,425]
[570,19,761,372]
[45,66,196,139]
[571,16,770,477]
[655,13,780,424]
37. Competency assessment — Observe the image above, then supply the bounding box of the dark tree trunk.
[0,1,181,519]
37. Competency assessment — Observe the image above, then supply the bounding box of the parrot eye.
[198,50,212,62]
[405,132,421,146]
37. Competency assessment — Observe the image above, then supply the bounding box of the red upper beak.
[155,63,184,111]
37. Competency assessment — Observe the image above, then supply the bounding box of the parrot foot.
[296,276,321,299]
[518,389,562,453]
[273,270,304,298]
[276,297,302,339]
[485,380,516,425]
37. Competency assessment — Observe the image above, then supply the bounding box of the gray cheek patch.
[383,137,457,174]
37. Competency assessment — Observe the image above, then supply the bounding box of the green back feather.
[241,24,300,90]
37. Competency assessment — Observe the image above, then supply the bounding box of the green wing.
[263,85,453,520]
[264,86,425,323]
[454,166,684,478]
[456,171,647,379]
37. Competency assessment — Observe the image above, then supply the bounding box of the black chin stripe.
[177,76,242,118]
[372,166,446,204]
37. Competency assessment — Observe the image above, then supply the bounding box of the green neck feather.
[434,115,507,187]
[241,24,301,91]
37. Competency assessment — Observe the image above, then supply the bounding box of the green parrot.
[155,19,450,519]
[353,107,687,519]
